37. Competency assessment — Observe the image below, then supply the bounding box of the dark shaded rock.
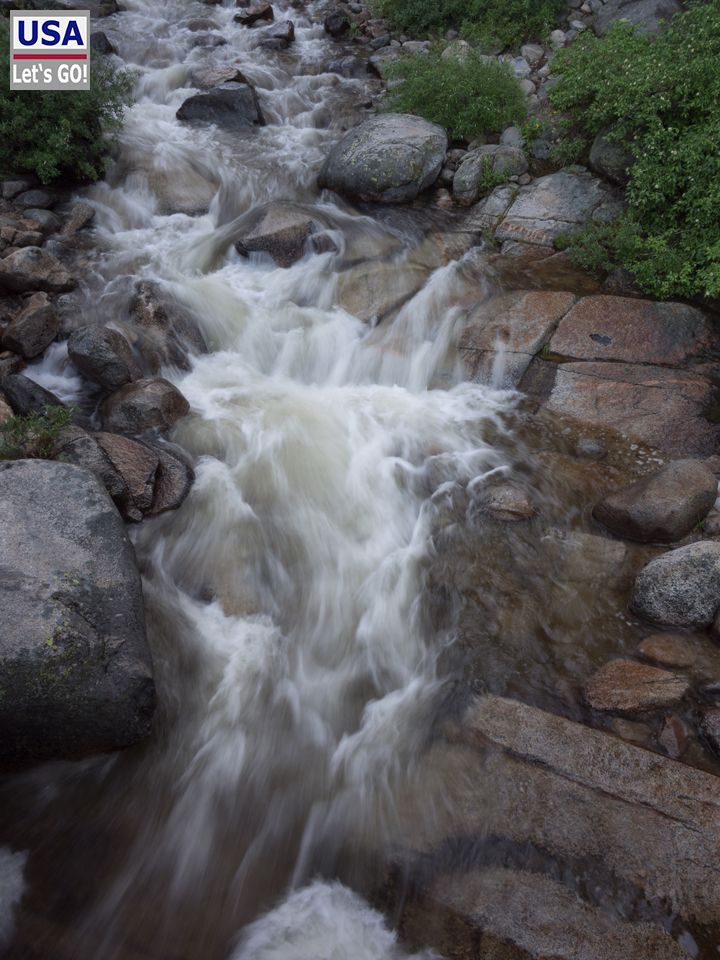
[593,460,718,544]
[453,145,528,205]
[631,541,720,628]
[258,19,294,48]
[318,114,447,204]
[62,202,96,238]
[0,247,76,294]
[0,459,155,766]
[90,30,116,53]
[595,0,681,35]
[95,432,160,522]
[700,708,720,756]
[324,12,350,37]
[22,209,62,234]
[638,633,695,669]
[584,659,689,715]
[589,130,633,185]
[100,378,190,434]
[0,353,25,378]
[1,178,34,201]
[233,202,336,267]
[235,2,273,25]
[657,714,688,759]
[141,439,195,516]
[1,293,59,359]
[548,295,710,366]
[131,280,207,372]
[0,374,63,415]
[192,65,249,88]
[327,55,368,79]
[52,425,126,502]
[67,324,140,391]
[13,189,56,211]
[176,83,264,129]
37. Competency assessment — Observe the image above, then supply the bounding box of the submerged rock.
[631,541,720,627]
[68,324,140,391]
[101,378,190,434]
[637,633,696,669]
[593,460,717,543]
[584,659,689,715]
[131,280,207,372]
[318,114,447,204]
[176,82,264,129]
[0,459,155,766]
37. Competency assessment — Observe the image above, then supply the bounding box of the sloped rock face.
[318,114,447,204]
[0,459,155,766]
[176,82,265,129]
[593,459,718,543]
[233,202,336,267]
[584,659,689,715]
[631,541,720,627]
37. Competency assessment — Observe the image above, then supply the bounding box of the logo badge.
[10,10,91,91]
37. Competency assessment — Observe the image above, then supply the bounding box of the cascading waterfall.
[3,0,520,956]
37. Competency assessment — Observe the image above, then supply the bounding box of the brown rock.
[0,247,76,294]
[474,483,536,521]
[100,378,190,434]
[131,280,206,372]
[1,293,59,358]
[658,715,688,759]
[51,425,127,503]
[585,660,689,715]
[141,439,194,516]
[700,708,720,756]
[95,432,160,522]
[67,324,140,391]
[549,296,710,366]
[192,65,250,88]
[0,395,13,425]
[523,359,719,456]
[608,717,651,746]
[593,459,718,543]
[459,289,575,388]
[235,2,273,24]
[233,202,336,267]
[638,634,695,669]
[0,352,25,378]
[335,261,428,323]
[61,202,95,238]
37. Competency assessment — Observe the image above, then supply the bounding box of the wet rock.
[0,374,63,415]
[67,324,140,391]
[494,170,622,248]
[235,2,273,25]
[608,717,651,745]
[399,867,688,960]
[473,483,536,521]
[131,280,206,372]
[522,359,719,456]
[453,146,528,206]
[324,12,350,37]
[575,437,608,459]
[318,114,447,204]
[593,460,717,544]
[548,295,709,366]
[1,178,34,201]
[595,0,681,35]
[589,131,633,185]
[22,208,61,234]
[141,439,195,516]
[100,377,190,434]
[0,459,155,766]
[585,659,689,715]
[0,247,76,294]
[638,633,695,669]
[459,290,576,388]
[327,55,368,79]
[367,47,401,80]
[233,202,336,267]
[176,82,264,129]
[0,215,44,249]
[13,189,56,211]
[335,260,428,323]
[62,202,96,238]
[257,19,294,48]
[192,65,249,88]
[89,30,116,53]
[94,432,159,522]
[1,293,59,359]
[52,425,127,502]
[658,714,688,759]
[631,541,720,628]
[700,708,720,756]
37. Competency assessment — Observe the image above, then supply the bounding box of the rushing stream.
[1,0,523,956]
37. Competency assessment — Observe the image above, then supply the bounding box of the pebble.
[638,634,695,670]
[658,715,688,759]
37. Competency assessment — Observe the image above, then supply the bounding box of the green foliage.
[382,47,526,141]
[474,154,508,195]
[0,405,74,460]
[0,18,134,184]
[370,0,563,50]
[549,2,720,299]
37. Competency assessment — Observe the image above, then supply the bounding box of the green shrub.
[370,0,563,49]
[0,405,74,460]
[549,2,720,300]
[382,47,526,141]
[0,18,134,184]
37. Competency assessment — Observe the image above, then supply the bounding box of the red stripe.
[13,53,87,60]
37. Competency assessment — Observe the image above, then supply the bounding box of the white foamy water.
[2,0,518,955]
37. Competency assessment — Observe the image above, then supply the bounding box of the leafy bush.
[382,48,526,141]
[0,405,74,460]
[370,0,563,49]
[549,2,720,299]
[0,18,134,183]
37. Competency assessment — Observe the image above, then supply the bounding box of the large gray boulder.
[595,0,681,35]
[631,541,720,627]
[176,82,265,129]
[593,460,718,543]
[318,114,447,204]
[68,324,140,391]
[0,460,155,765]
